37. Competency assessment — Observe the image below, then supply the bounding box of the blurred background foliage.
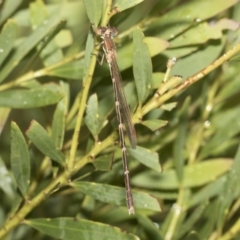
[0,0,240,239]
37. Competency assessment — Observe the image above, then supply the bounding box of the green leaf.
[164,45,199,59]
[160,102,178,111]
[0,156,15,199]
[170,20,238,48]
[151,72,165,89]
[128,146,162,172]
[169,39,225,79]
[137,214,163,240]
[29,0,48,26]
[29,0,64,66]
[200,105,240,159]
[0,107,11,134]
[85,93,102,139]
[52,82,68,149]
[189,175,227,208]
[152,0,238,40]
[133,28,152,104]
[217,71,240,102]
[48,60,84,80]
[185,232,201,240]
[0,13,63,83]
[72,182,161,212]
[116,37,166,80]
[11,122,30,197]
[178,202,208,239]
[141,119,168,131]
[113,0,144,12]
[92,154,113,171]
[26,217,140,240]
[0,20,18,66]
[143,37,169,57]
[198,200,218,239]
[132,159,233,189]
[26,120,65,165]
[0,85,63,108]
[173,97,190,182]
[0,0,22,25]
[216,143,240,230]
[83,0,103,26]
[9,192,23,217]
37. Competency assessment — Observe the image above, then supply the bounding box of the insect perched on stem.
[95,26,137,214]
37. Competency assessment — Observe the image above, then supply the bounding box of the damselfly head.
[96,27,118,38]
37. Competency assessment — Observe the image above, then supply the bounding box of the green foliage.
[0,0,240,239]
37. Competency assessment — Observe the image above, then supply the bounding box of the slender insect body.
[96,26,136,214]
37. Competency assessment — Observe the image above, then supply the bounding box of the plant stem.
[101,0,112,26]
[136,41,240,124]
[67,44,99,170]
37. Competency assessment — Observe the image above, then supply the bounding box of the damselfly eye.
[111,27,118,37]
[95,27,107,36]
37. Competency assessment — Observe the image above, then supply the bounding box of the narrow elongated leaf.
[26,217,140,240]
[217,73,240,102]
[171,19,239,48]
[0,156,15,198]
[200,106,240,159]
[160,102,178,111]
[152,0,238,40]
[116,38,166,74]
[92,154,112,171]
[169,37,224,78]
[11,122,30,197]
[133,28,152,104]
[72,182,161,212]
[0,14,63,83]
[128,146,162,172]
[52,99,65,148]
[48,60,84,80]
[0,20,18,66]
[83,0,103,26]
[197,200,218,239]
[132,159,233,189]
[30,0,63,66]
[217,143,240,229]
[189,175,227,208]
[52,82,68,149]
[173,97,190,182]
[143,37,169,57]
[137,215,163,240]
[0,107,11,135]
[113,0,143,12]
[0,0,22,25]
[0,86,63,108]
[178,203,208,239]
[85,94,101,139]
[26,120,65,165]
[141,119,168,131]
